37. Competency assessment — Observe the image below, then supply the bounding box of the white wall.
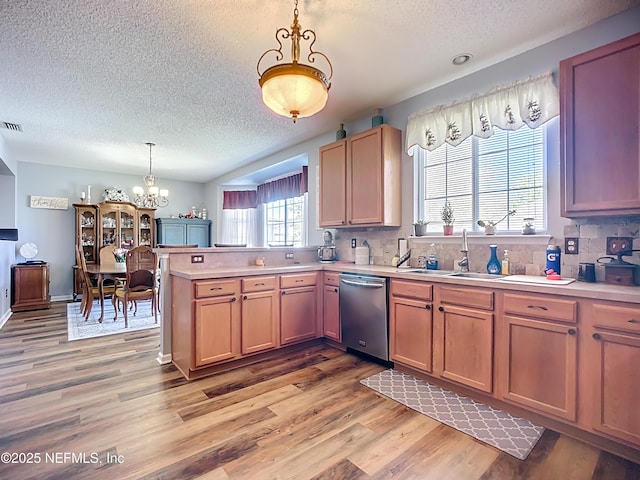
[16,162,207,298]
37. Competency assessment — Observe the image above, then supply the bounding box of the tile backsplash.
[331,217,639,282]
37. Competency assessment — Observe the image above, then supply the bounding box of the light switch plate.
[565,237,579,254]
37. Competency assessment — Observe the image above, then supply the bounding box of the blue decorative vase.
[372,109,384,127]
[486,244,502,275]
[336,123,346,140]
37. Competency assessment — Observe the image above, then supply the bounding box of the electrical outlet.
[565,237,579,254]
[191,255,204,263]
[285,252,294,259]
[351,238,357,248]
[4,288,7,298]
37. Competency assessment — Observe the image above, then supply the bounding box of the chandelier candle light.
[133,142,168,208]
[257,0,333,123]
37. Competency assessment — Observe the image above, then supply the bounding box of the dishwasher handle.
[340,278,385,288]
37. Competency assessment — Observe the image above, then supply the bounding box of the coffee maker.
[317,230,337,262]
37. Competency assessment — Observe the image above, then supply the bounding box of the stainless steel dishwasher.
[340,273,389,362]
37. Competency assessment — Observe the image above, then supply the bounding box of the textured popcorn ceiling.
[0,0,636,183]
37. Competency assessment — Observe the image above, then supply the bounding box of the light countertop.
[169,262,640,304]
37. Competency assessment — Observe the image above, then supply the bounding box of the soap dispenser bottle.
[426,243,439,270]
[502,249,510,275]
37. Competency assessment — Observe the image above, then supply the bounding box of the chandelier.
[257,0,333,123]
[133,142,168,208]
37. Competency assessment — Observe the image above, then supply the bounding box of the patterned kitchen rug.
[67,300,160,341]
[361,369,544,460]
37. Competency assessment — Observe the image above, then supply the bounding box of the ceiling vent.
[1,122,23,132]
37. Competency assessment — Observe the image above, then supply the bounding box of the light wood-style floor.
[1,301,639,480]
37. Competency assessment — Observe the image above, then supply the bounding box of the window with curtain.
[220,190,257,246]
[418,121,548,232]
[265,195,306,246]
[408,73,557,234]
[221,166,308,247]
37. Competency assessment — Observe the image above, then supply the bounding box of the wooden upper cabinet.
[319,140,347,227]
[319,124,401,227]
[560,32,640,217]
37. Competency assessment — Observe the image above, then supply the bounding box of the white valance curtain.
[406,73,559,152]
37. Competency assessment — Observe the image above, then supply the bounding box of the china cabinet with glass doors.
[72,201,156,299]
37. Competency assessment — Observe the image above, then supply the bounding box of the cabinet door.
[590,330,640,446]
[323,284,340,342]
[435,304,493,393]
[348,128,383,225]
[138,209,154,247]
[162,223,187,245]
[280,286,318,345]
[242,290,279,355]
[76,205,97,264]
[390,295,433,372]
[187,223,210,247]
[194,295,240,367]
[560,32,640,216]
[319,140,347,227]
[499,316,578,421]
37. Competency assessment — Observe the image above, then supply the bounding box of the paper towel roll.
[355,246,369,265]
[399,239,408,257]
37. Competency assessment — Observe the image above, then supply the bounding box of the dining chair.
[76,245,116,320]
[112,246,158,327]
[98,245,120,288]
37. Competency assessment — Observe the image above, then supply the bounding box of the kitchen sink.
[404,269,455,275]
[449,272,504,279]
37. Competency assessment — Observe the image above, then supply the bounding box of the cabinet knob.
[425,304,431,310]
[592,333,601,340]
[334,287,338,292]
[568,328,576,335]
[243,295,247,300]
[438,306,444,312]
[282,291,286,296]
[231,296,236,302]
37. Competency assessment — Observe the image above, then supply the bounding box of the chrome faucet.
[458,228,469,272]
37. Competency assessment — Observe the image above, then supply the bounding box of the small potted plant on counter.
[441,201,454,235]
[413,219,430,237]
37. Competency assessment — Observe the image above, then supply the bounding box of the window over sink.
[413,119,552,233]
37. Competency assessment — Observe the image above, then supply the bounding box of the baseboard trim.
[156,352,172,365]
[0,309,11,330]
[52,294,74,302]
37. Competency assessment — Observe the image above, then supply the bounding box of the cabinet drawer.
[503,293,577,323]
[324,272,340,287]
[439,286,493,310]
[280,272,317,288]
[593,303,640,334]
[194,279,238,298]
[242,276,277,293]
[390,279,432,301]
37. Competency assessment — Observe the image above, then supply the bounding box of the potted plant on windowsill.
[414,220,430,237]
[441,201,454,235]
[477,209,516,235]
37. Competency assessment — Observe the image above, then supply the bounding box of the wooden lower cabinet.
[280,286,318,345]
[322,273,341,342]
[588,302,640,446]
[434,286,494,393]
[194,294,240,367]
[499,315,578,421]
[241,290,279,355]
[389,279,433,372]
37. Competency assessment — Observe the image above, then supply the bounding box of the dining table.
[86,263,127,322]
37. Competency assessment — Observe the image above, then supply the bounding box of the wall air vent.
[1,122,23,132]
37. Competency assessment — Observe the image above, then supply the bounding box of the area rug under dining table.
[67,300,160,341]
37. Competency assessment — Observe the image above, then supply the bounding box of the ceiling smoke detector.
[1,121,23,132]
